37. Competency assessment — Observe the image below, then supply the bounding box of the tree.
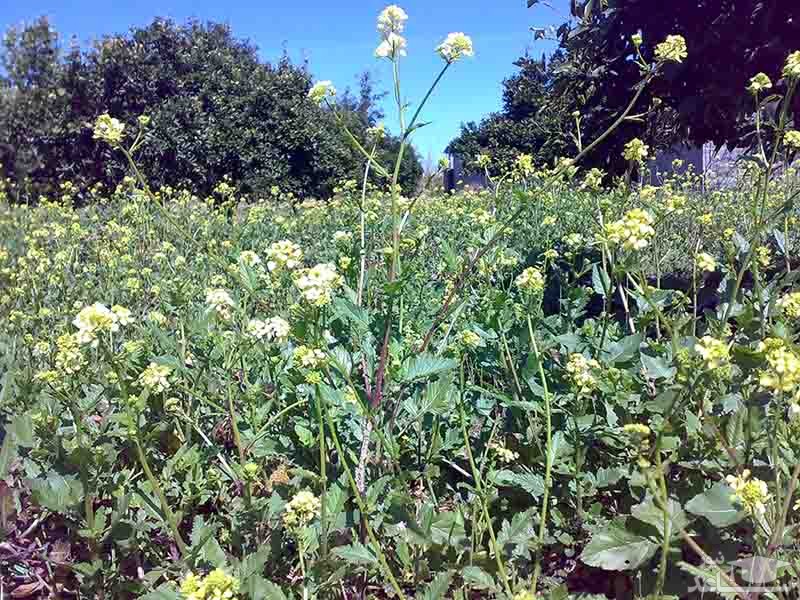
[539,0,800,149]
[0,18,421,201]
[447,54,573,175]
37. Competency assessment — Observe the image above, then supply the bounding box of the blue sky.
[2,1,565,161]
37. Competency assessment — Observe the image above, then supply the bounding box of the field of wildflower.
[3,5,800,600]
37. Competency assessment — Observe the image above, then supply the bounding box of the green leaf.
[591,264,611,297]
[579,517,659,571]
[27,473,84,513]
[678,562,740,600]
[332,542,378,565]
[252,579,288,600]
[190,516,226,567]
[640,353,676,380]
[602,333,643,364]
[631,496,690,538]
[418,570,453,600]
[461,566,496,591]
[137,584,182,600]
[685,482,745,527]
[400,354,457,383]
[0,434,17,481]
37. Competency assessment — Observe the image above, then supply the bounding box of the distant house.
[444,154,489,192]
[648,143,744,189]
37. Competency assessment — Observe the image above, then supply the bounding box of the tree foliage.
[0,17,421,202]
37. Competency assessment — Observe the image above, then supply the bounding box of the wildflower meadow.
[3,5,800,600]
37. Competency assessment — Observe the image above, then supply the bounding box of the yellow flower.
[696,252,717,273]
[138,363,173,393]
[784,130,800,150]
[727,469,770,516]
[758,338,800,392]
[515,266,545,294]
[308,81,336,105]
[180,569,240,600]
[489,442,519,464]
[622,423,651,452]
[783,51,800,80]
[73,303,120,347]
[92,113,125,146]
[283,490,321,532]
[565,353,600,396]
[654,35,687,63]
[514,153,535,178]
[622,138,649,162]
[777,291,800,319]
[695,336,730,370]
[457,329,481,349]
[603,209,655,251]
[293,345,327,370]
[747,72,772,94]
[238,250,261,267]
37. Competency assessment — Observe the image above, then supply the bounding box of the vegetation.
[3,4,800,600]
[0,17,421,202]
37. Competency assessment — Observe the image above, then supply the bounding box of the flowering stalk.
[527,315,554,593]
[457,361,512,597]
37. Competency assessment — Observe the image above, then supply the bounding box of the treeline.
[0,17,421,202]
[449,0,800,177]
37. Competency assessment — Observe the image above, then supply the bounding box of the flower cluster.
[283,490,321,531]
[654,35,687,63]
[758,338,800,392]
[747,72,772,94]
[783,51,800,80]
[246,316,290,342]
[696,252,717,273]
[622,423,652,452]
[333,230,353,245]
[308,81,336,105]
[565,353,600,396]
[436,32,474,63]
[92,114,125,146]
[456,329,481,349]
[784,130,800,150]
[55,333,85,374]
[180,569,240,600]
[205,289,235,320]
[238,250,261,267]
[727,469,770,517]
[777,291,800,319]
[622,138,650,163]
[695,336,730,370]
[294,263,342,306]
[515,266,545,294]
[138,362,173,393]
[489,442,519,464]
[603,209,655,251]
[266,240,303,272]
[513,153,535,178]
[375,5,408,60]
[293,345,327,369]
[73,303,129,347]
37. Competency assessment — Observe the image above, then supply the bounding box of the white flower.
[247,317,290,342]
[205,289,235,320]
[436,32,474,63]
[294,263,342,307]
[266,240,303,272]
[377,5,408,36]
[375,33,407,60]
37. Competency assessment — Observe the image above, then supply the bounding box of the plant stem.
[314,388,329,559]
